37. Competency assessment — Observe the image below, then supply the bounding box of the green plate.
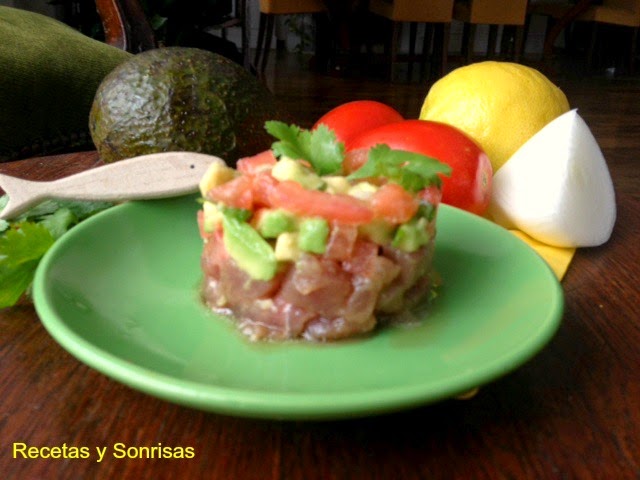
[33,197,563,420]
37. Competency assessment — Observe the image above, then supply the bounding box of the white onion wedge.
[489,109,616,247]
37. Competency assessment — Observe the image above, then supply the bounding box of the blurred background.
[0,0,596,70]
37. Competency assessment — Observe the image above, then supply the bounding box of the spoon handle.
[0,152,221,220]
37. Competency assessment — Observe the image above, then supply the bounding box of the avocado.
[348,181,379,200]
[222,213,277,281]
[271,157,325,190]
[359,219,395,245]
[202,201,223,232]
[199,160,237,197]
[255,209,297,238]
[392,218,430,252]
[274,232,301,262]
[89,47,289,165]
[298,218,329,254]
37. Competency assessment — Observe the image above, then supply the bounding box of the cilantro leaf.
[9,198,112,224]
[265,121,344,176]
[0,222,55,308]
[0,194,114,308]
[347,144,452,192]
[39,208,77,239]
[0,197,9,233]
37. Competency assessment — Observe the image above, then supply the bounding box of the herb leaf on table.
[0,195,113,308]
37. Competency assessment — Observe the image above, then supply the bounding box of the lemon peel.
[420,61,570,172]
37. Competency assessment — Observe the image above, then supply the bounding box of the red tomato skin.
[346,119,492,215]
[313,100,404,145]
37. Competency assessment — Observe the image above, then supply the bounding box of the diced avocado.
[418,201,437,222]
[221,213,277,281]
[348,181,379,200]
[271,157,325,190]
[359,219,395,245]
[202,201,223,232]
[198,159,237,197]
[298,217,329,254]
[274,232,301,261]
[223,206,252,222]
[392,218,430,252]
[323,175,351,194]
[255,209,297,238]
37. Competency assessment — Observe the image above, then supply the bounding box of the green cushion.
[0,7,132,161]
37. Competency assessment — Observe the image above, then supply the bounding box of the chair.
[367,0,455,81]
[253,0,327,73]
[453,0,528,63]
[529,0,640,73]
[204,0,251,69]
[576,0,640,72]
[524,0,574,60]
[97,0,250,67]
[95,0,156,53]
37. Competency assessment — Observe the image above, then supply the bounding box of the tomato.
[312,100,404,145]
[236,150,277,175]
[370,183,419,223]
[207,175,254,210]
[346,119,493,215]
[267,180,374,225]
[249,172,278,209]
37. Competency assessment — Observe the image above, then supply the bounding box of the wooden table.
[1,123,638,478]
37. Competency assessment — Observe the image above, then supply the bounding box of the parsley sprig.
[347,144,452,192]
[265,121,451,192]
[0,196,113,308]
[265,121,344,175]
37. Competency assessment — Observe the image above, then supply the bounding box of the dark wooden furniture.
[95,0,157,52]
[94,0,249,68]
[1,55,639,479]
[253,0,327,73]
[367,0,454,81]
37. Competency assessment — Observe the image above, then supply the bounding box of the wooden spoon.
[0,151,222,220]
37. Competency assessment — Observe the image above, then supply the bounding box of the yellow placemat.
[509,230,576,280]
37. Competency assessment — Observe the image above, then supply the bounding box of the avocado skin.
[89,47,286,165]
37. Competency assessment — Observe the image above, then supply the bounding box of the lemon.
[420,61,570,172]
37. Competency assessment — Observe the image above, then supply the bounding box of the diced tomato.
[268,181,374,225]
[346,120,492,215]
[207,175,254,210]
[236,150,277,175]
[250,172,279,208]
[370,183,419,224]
